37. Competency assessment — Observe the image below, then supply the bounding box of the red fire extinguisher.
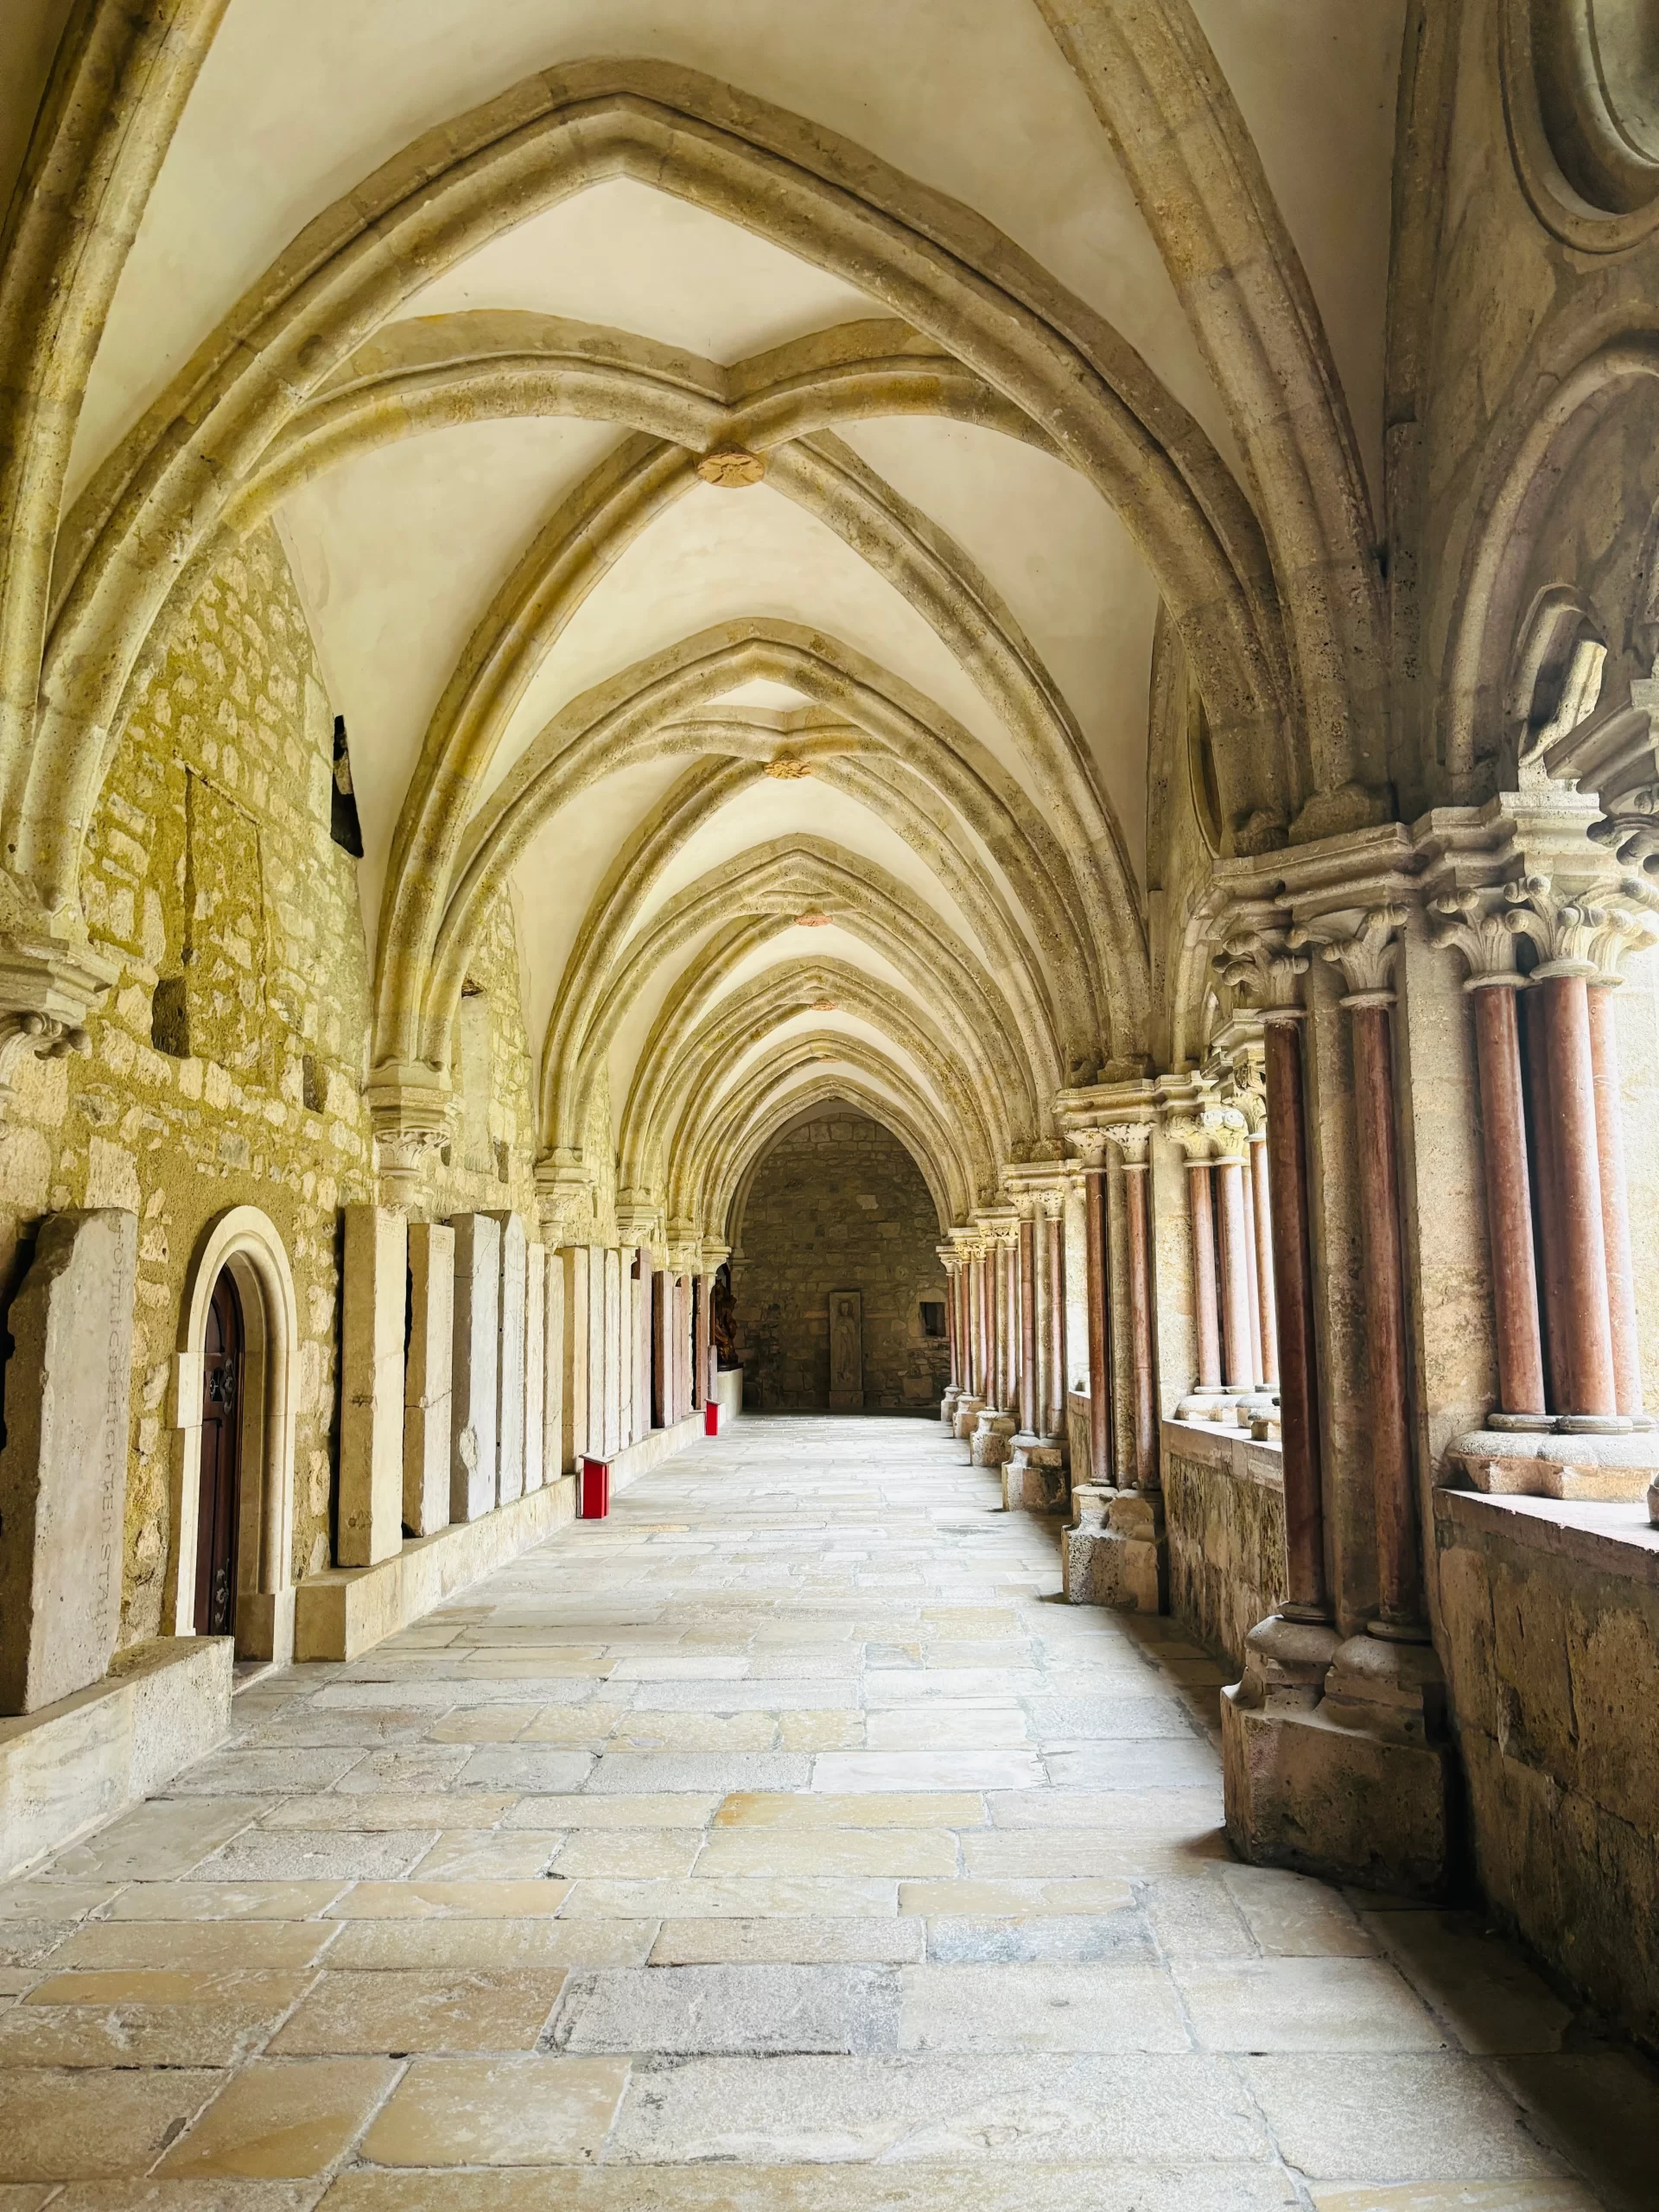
[578,1456,610,1519]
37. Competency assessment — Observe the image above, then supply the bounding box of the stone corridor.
[0,1415,1649,2209]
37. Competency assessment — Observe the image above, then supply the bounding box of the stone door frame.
[165,1206,299,1664]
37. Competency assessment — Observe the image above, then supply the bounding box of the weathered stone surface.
[339,1205,408,1568]
[404,1222,454,1538]
[449,1213,500,1524]
[0,1209,137,1713]
[732,1113,948,1413]
[1065,1490,1167,1613]
[488,1211,527,1506]
[524,1240,546,1494]
[1163,1432,1287,1669]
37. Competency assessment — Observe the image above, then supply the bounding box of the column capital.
[1292,903,1408,1008]
[1066,1128,1111,1172]
[0,926,117,1111]
[1108,1120,1156,1168]
[1214,925,1310,1022]
[1503,872,1659,982]
[1428,887,1529,990]
[365,1063,453,1210]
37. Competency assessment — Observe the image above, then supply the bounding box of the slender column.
[972,1246,988,1402]
[1249,1130,1279,1388]
[1219,925,1329,1620]
[651,1268,668,1428]
[693,1272,710,1413]
[1018,1206,1039,1433]
[1079,1141,1112,1484]
[943,1258,959,1388]
[1045,1193,1067,1436]
[1181,1141,1223,1394]
[1115,1126,1158,1489]
[1523,998,1572,1412]
[1538,975,1618,1419]
[998,1232,1017,1410]
[1241,1152,1262,1389]
[633,1247,652,1446]
[1587,982,1644,1419]
[1432,893,1546,1418]
[1214,1136,1254,1394]
[1319,907,1423,1636]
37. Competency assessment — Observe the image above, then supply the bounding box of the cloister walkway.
[1,1416,1650,2207]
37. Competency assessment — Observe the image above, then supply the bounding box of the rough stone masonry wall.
[0,523,541,1649]
[732,1113,949,1414]
[1433,1492,1659,2054]
[1162,1430,1288,1670]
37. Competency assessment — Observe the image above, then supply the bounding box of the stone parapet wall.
[1162,1421,1287,1669]
[1433,1488,1659,2053]
[732,1113,949,1414]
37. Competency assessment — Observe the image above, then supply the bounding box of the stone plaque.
[0,1209,138,1715]
[828,1288,864,1411]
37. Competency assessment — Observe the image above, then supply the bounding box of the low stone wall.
[1433,1488,1659,2052]
[0,1635,232,1880]
[1161,1420,1287,1669]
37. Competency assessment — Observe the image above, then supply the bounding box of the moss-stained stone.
[0,524,548,1651]
[732,1112,948,1414]
[1163,1436,1287,1669]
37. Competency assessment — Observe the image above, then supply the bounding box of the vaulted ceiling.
[3,0,1408,1236]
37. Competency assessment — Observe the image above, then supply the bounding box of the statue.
[829,1289,863,1410]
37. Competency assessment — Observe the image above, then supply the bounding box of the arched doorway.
[194,1269,244,1637]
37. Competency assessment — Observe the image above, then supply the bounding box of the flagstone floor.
[1,1414,1654,2209]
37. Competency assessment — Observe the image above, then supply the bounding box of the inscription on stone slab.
[0,1210,138,1714]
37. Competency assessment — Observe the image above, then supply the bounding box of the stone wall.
[1162,1424,1288,1670]
[732,1111,949,1413]
[0,524,550,1650]
[1433,1490,1659,2053]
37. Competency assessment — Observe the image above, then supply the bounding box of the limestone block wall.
[1433,1491,1659,2051]
[732,1113,949,1413]
[1162,1426,1288,1669]
[0,526,380,1643]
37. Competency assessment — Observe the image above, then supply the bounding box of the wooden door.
[194,1268,244,1636]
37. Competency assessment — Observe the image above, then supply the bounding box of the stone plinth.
[489,1211,527,1505]
[1446,1425,1659,1502]
[0,1634,231,1881]
[339,1205,408,1567]
[940,1385,962,1433]
[969,1408,1017,1467]
[404,1223,453,1538]
[450,1214,500,1523]
[1004,1433,1067,1514]
[1063,1485,1166,1611]
[1220,1613,1453,1900]
[951,1394,985,1443]
[0,1209,137,1715]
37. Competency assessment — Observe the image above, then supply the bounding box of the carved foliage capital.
[1295,903,1408,1001]
[1214,926,1308,1017]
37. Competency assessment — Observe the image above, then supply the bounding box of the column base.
[939,1387,963,1433]
[1445,1425,1659,1502]
[1062,1485,1166,1611]
[969,1408,1018,1467]
[1003,1432,1068,1514]
[1220,1615,1454,1901]
[1650,1479,1659,1525]
[1175,1389,1247,1423]
[951,1395,986,1443]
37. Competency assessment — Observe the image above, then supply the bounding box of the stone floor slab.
[358,2054,629,2165]
[157,2056,400,2178]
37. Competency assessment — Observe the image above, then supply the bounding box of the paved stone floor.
[2,1415,1656,2209]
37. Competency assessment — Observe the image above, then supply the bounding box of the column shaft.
[693,1274,710,1413]
[1471,983,1546,1416]
[1249,1135,1279,1388]
[1124,1162,1157,1489]
[1264,1016,1330,1620]
[1587,984,1643,1417]
[1046,1206,1066,1435]
[1187,1163,1223,1392]
[1215,1156,1254,1392]
[1241,1155,1263,1388]
[944,1267,959,1392]
[1084,1168,1111,1484]
[1019,1216,1038,1433]
[1538,975,1618,1418]
[1349,998,1421,1631]
[1523,998,1572,1412]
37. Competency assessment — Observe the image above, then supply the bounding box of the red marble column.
[1249,1134,1279,1389]
[1084,1165,1112,1484]
[1215,1148,1254,1393]
[997,1236,1015,1409]
[1587,982,1644,1419]
[978,1247,995,1403]
[1186,1155,1223,1394]
[1471,982,1547,1418]
[1264,1012,1331,1622]
[1019,1211,1038,1434]
[1537,974,1618,1420]
[1046,1198,1067,1436]
[943,1263,959,1393]
[1241,1154,1263,1388]
[1347,995,1422,1632]
[1522,1000,1572,1414]
[1122,1147,1158,1488]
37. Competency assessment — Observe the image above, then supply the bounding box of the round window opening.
[1505,0,1659,246]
